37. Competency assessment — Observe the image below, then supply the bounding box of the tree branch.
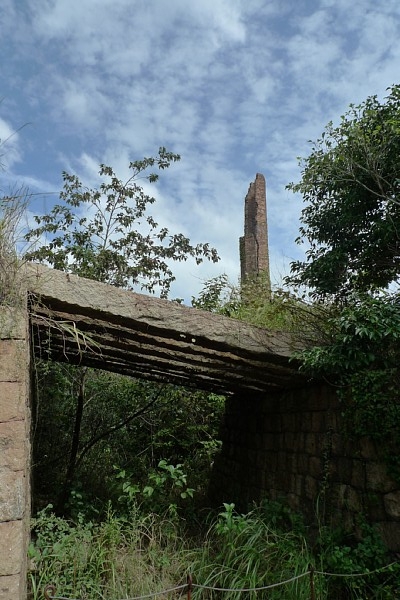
[75,385,167,469]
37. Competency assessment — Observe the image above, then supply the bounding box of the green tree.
[26,148,222,514]
[287,84,400,300]
[287,87,400,482]
[25,147,219,297]
[298,292,400,479]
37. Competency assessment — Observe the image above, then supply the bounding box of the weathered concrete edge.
[23,263,304,358]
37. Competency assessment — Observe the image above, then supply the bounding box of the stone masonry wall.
[0,308,31,600]
[210,382,400,551]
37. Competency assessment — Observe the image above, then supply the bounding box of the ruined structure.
[210,385,400,552]
[0,263,304,600]
[239,173,270,287]
[1,213,400,596]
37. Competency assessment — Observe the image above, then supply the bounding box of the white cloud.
[0,117,22,172]
[2,0,400,302]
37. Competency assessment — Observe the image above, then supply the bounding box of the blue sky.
[1,0,400,302]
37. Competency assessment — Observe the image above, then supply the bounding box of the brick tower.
[239,173,270,287]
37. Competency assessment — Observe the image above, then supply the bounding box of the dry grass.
[0,187,31,308]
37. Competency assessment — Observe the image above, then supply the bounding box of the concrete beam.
[25,263,305,393]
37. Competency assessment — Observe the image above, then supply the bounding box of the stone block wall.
[210,382,400,550]
[0,308,31,600]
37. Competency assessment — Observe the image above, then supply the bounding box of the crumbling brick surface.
[239,173,270,283]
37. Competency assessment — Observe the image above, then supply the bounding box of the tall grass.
[29,502,324,600]
[29,502,399,600]
[0,187,32,307]
[187,502,326,600]
[29,505,188,600]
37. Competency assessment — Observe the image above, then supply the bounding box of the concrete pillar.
[0,307,31,600]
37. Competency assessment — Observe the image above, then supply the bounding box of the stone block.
[0,341,28,383]
[0,574,20,600]
[376,521,400,551]
[331,433,343,455]
[266,472,277,489]
[274,468,287,490]
[282,396,296,412]
[0,308,27,340]
[304,433,317,454]
[304,475,318,500]
[0,520,24,576]
[384,491,400,519]
[305,384,337,411]
[267,452,278,472]
[327,458,338,480]
[282,413,295,432]
[0,421,27,470]
[337,458,353,483]
[294,474,303,496]
[366,462,396,493]
[247,448,257,465]
[284,431,294,448]
[263,433,277,451]
[293,412,303,431]
[294,431,305,451]
[335,483,348,508]
[287,493,300,511]
[247,414,258,434]
[366,497,386,522]
[327,411,338,430]
[345,487,362,512]
[268,414,281,431]
[351,460,365,489]
[309,456,322,478]
[286,452,297,474]
[0,469,25,521]
[359,438,377,459]
[312,411,323,431]
[297,453,308,474]
[0,382,27,422]
[253,432,262,450]
[341,510,356,533]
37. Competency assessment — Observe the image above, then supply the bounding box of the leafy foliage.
[25,147,219,297]
[287,84,400,300]
[192,275,328,349]
[317,519,397,599]
[298,293,400,479]
[29,506,187,600]
[115,459,195,520]
[191,274,234,313]
[298,293,400,375]
[33,362,224,516]
[286,85,400,485]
